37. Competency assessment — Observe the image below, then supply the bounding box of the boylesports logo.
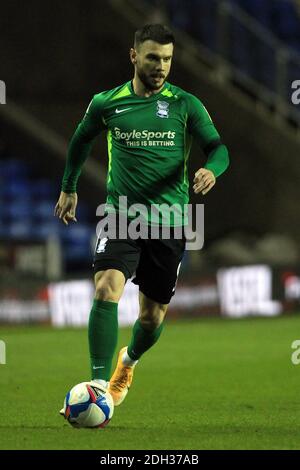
[113,127,176,147]
[114,127,175,141]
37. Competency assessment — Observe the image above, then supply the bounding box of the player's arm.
[187,95,229,195]
[54,95,106,225]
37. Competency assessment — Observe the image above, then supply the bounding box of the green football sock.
[127,319,164,361]
[88,299,118,381]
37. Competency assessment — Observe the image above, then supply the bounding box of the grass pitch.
[0,314,300,450]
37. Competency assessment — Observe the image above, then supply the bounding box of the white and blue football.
[62,381,114,428]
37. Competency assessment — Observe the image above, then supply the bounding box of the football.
[62,381,114,428]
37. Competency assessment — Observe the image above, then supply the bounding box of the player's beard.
[137,67,167,91]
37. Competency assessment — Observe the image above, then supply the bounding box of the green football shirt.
[62,80,229,225]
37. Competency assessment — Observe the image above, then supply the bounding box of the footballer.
[55,24,229,407]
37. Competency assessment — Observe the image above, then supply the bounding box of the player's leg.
[59,269,125,416]
[88,269,126,389]
[126,233,185,363]
[108,231,185,405]
[109,292,168,406]
[90,220,141,389]
[126,291,168,361]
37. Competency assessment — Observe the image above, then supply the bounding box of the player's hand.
[54,191,78,225]
[193,168,216,195]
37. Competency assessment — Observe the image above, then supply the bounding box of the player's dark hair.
[134,24,175,48]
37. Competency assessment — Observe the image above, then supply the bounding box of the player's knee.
[95,280,122,302]
[94,270,125,302]
[139,310,166,331]
[95,284,121,302]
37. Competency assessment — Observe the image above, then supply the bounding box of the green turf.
[0,314,300,450]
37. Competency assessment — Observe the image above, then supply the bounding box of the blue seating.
[7,221,33,240]
[61,224,94,262]
[33,201,55,221]
[235,0,273,28]
[191,0,218,51]
[153,0,300,100]
[64,243,93,262]
[1,200,32,222]
[60,223,93,243]
[272,0,300,49]
[1,179,31,200]
[30,179,58,199]
[0,159,30,179]
[0,222,7,238]
[0,156,95,271]
[166,0,194,32]
[30,221,61,240]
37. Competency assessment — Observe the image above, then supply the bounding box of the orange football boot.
[108,347,136,406]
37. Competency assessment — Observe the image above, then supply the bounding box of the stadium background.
[0,0,300,450]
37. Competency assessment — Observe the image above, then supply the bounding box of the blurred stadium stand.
[145,0,300,121]
[0,0,300,323]
[0,156,95,273]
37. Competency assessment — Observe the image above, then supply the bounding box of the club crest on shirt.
[156,100,169,118]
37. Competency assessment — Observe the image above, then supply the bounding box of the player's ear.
[130,48,137,64]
